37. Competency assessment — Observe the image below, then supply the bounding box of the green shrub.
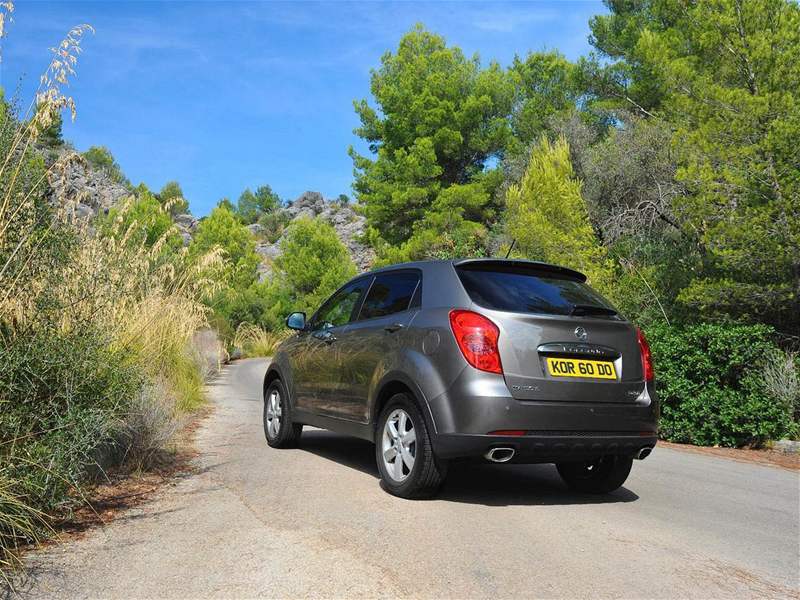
[259,217,356,329]
[257,208,291,243]
[648,323,796,447]
[0,326,143,515]
[82,146,130,187]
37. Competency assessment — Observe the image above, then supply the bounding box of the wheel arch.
[371,372,437,443]
[263,364,285,400]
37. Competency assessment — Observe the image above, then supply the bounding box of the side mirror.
[286,311,306,331]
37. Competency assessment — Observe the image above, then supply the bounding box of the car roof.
[364,258,587,282]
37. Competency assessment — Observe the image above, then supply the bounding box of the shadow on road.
[298,429,639,507]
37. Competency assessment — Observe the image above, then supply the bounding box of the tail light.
[636,327,654,382]
[449,310,503,374]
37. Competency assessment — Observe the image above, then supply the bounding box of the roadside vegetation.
[0,9,225,581]
[1,0,799,582]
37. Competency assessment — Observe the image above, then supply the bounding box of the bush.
[648,323,796,447]
[82,146,129,187]
[116,380,185,471]
[257,208,291,243]
[0,326,143,516]
[259,217,356,329]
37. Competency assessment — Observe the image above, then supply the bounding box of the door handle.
[384,323,405,333]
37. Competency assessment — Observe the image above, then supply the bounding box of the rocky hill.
[253,191,374,281]
[47,152,131,219]
[47,153,373,278]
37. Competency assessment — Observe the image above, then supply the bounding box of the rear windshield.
[456,265,618,318]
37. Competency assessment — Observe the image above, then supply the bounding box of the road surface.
[19,359,800,598]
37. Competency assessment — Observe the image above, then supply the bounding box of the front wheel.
[263,379,302,448]
[556,456,633,494]
[375,393,447,499]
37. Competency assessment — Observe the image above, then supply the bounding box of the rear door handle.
[384,323,405,333]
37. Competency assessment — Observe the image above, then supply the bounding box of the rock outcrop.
[46,151,373,278]
[255,191,374,281]
[48,153,131,219]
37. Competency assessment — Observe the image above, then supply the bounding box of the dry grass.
[0,471,49,587]
[0,3,229,581]
[233,322,289,358]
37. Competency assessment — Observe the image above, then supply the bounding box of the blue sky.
[0,1,605,216]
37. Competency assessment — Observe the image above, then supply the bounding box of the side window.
[310,279,369,331]
[358,271,420,321]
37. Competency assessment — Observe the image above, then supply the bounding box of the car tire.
[375,393,447,499]
[263,379,302,448]
[556,455,633,494]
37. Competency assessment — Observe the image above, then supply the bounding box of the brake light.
[449,310,503,374]
[636,327,654,382]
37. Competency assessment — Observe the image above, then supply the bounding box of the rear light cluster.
[636,327,655,382]
[449,310,503,374]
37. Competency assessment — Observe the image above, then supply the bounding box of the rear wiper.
[570,304,618,317]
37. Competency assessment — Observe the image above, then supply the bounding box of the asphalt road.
[20,359,800,598]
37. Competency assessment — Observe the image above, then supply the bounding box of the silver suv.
[263,259,658,498]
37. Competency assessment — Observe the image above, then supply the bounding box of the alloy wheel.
[381,408,416,482]
[265,389,282,439]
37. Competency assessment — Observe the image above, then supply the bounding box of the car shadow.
[298,429,639,507]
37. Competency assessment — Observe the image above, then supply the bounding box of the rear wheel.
[375,393,447,499]
[556,456,633,494]
[263,379,302,448]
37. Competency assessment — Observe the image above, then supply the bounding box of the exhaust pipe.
[636,446,653,460]
[485,447,515,463]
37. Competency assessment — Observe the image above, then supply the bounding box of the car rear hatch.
[455,260,645,404]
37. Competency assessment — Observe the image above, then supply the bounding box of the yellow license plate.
[546,357,617,380]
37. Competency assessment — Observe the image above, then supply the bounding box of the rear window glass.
[456,266,617,317]
[358,271,420,320]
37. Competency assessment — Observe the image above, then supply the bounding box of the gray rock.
[256,242,280,260]
[48,151,130,213]
[773,439,800,454]
[174,213,198,231]
[286,191,326,218]
[74,203,95,220]
[247,223,263,236]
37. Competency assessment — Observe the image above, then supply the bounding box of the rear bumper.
[433,431,658,462]
[425,371,658,462]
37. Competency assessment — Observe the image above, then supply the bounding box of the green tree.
[188,204,259,290]
[586,0,800,332]
[261,217,356,329]
[350,25,515,245]
[509,51,580,150]
[82,145,130,186]
[158,181,189,216]
[505,136,618,300]
[236,185,280,224]
[217,197,236,214]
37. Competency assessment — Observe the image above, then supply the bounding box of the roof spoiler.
[453,258,587,282]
